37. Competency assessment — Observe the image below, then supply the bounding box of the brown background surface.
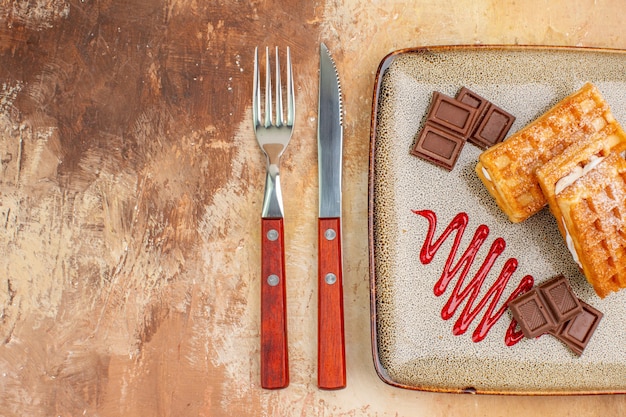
[0,0,625,416]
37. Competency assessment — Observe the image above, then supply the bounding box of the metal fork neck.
[261,163,284,218]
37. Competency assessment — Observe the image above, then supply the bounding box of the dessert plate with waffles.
[368,45,626,394]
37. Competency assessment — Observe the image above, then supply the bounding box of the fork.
[253,46,294,389]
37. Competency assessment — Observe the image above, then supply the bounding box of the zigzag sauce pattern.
[413,209,534,346]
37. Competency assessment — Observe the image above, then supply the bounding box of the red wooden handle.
[260,218,289,389]
[317,217,346,389]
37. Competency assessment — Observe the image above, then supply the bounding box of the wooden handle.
[260,218,289,389]
[317,217,346,389]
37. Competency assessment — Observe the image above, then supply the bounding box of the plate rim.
[367,44,626,395]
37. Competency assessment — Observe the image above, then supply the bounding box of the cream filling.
[562,218,582,268]
[554,155,604,195]
[481,166,492,182]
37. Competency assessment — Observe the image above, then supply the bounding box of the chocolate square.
[427,92,477,137]
[456,87,490,133]
[550,301,603,356]
[538,275,582,324]
[410,121,465,171]
[456,87,489,109]
[508,289,557,338]
[470,104,515,149]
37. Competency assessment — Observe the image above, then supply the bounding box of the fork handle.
[260,217,289,389]
[317,217,346,389]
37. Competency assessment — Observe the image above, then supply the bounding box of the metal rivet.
[266,229,279,241]
[325,273,337,285]
[267,274,279,286]
[324,228,336,241]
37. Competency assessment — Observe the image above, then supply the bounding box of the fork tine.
[253,47,260,127]
[264,46,272,128]
[275,47,283,127]
[286,47,295,126]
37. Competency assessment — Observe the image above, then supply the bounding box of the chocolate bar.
[411,88,516,170]
[410,92,476,170]
[550,301,603,356]
[509,275,582,338]
[456,87,515,149]
[509,275,602,356]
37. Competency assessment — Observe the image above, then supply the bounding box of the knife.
[317,42,346,390]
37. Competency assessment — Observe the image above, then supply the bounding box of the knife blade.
[317,42,346,390]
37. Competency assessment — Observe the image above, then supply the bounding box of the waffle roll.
[555,152,626,298]
[477,83,614,223]
[536,122,626,237]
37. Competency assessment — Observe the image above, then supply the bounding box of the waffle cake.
[556,152,626,298]
[536,122,626,237]
[476,83,614,223]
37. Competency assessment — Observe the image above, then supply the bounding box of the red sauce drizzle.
[413,209,534,346]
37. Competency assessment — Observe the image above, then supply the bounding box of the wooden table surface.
[1,1,625,416]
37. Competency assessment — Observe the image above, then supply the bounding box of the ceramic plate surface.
[368,45,626,394]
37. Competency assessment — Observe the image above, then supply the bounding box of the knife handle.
[260,218,289,389]
[317,217,346,389]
